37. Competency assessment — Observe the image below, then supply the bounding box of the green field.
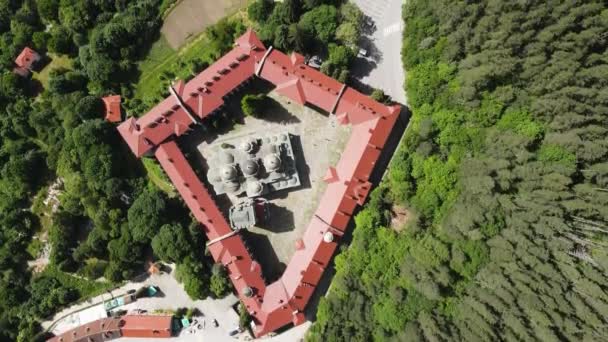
[142,157,177,197]
[33,53,73,89]
[132,12,247,108]
[133,32,221,102]
[133,36,176,101]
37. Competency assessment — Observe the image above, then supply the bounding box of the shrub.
[241,94,267,117]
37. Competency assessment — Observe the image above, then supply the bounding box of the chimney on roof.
[295,239,305,250]
[290,52,305,66]
[323,167,339,183]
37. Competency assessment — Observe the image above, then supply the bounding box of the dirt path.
[161,0,248,49]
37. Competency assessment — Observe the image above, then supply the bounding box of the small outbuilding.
[229,198,270,230]
[102,95,122,123]
[47,317,121,342]
[14,47,41,77]
[120,315,174,338]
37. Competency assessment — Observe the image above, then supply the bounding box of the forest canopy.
[308,1,608,341]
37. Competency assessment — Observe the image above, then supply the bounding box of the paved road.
[352,0,407,105]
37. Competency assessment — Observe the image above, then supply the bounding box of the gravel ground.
[193,90,351,281]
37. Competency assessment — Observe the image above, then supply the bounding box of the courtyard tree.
[241,93,267,117]
[320,43,355,79]
[238,302,252,329]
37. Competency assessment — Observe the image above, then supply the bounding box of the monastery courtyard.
[180,83,351,282]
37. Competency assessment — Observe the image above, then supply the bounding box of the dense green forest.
[0,1,237,341]
[309,0,608,341]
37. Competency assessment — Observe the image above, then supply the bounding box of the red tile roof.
[102,95,122,123]
[117,29,401,337]
[47,317,121,342]
[47,315,173,342]
[120,315,173,338]
[118,31,267,157]
[259,50,343,112]
[15,47,40,70]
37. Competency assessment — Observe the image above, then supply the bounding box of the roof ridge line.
[255,46,274,77]
[330,84,348,115]
[168,83,197,124]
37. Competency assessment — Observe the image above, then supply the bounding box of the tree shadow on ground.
[347,77,376,95]
[241,230,285,283]
[361,14,378,36]
[351,34,383,80]
[350,56,378,80]
[360,33,383,63]
[258,97,301,124]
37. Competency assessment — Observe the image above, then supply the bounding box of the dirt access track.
[161,0,247,49]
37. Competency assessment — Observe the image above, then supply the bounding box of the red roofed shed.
[102,95,122,123]
[120,315,173,338]
[14,47,41,76]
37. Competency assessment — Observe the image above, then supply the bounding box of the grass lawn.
[143,157,177,197]
[132,11,248,106]
[27,186,53,258]
[32,53,73,89]
[133,35,176,101]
